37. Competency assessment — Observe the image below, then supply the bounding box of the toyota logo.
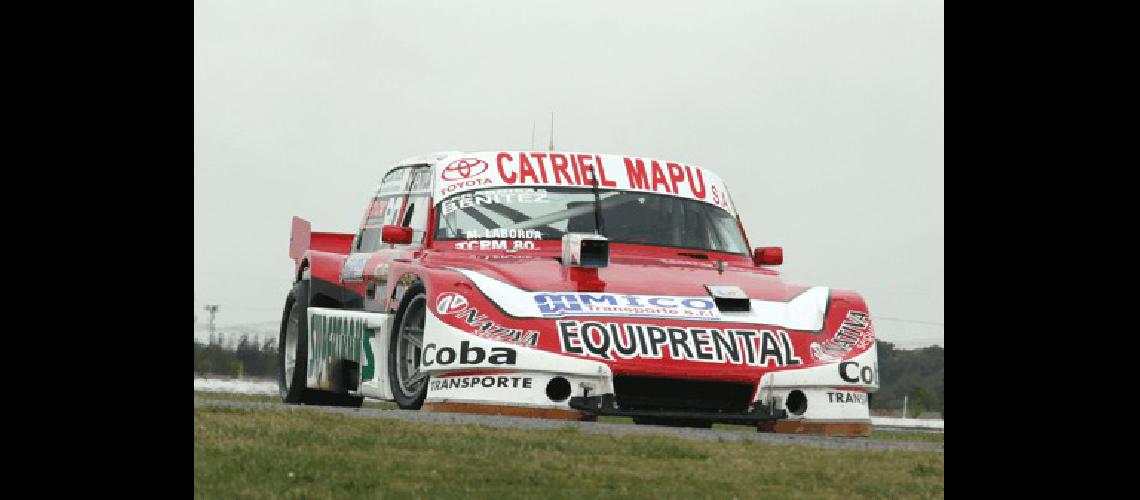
[441,158,489,181]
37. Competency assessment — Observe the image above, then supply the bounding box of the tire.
[388,284,429,409]
[632,416,714,429]
[278,279,363,408]
[278,280,311,403]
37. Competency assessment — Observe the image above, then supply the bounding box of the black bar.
[568,394,788,423]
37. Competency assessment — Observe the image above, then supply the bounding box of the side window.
[355,168,409,252]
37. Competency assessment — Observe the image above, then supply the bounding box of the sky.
[194,0,944,348]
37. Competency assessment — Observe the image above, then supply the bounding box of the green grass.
[194,391,397,410]
[195,401,943,498]
[870,430,945,443]
[604,417,943,443]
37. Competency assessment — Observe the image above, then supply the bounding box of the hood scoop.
[705,285,751,312]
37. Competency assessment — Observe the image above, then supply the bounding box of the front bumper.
[419,307,877,435]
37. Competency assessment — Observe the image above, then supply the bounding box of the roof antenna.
[548,112,555,151]
[531,120,535,150]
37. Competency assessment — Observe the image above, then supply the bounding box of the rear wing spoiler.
[289,216,354,264]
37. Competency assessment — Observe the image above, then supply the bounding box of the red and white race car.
[280,151,878,435]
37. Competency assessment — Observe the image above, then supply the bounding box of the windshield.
[435,187,749,254]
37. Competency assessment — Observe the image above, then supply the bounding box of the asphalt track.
[195,399,943,453]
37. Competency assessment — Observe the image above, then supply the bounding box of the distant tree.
[869,341,943,415]
[195,333,279,378]
[909,386,933,416]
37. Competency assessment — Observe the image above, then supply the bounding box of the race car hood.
[425,249,830,332]
[429,251,806,300]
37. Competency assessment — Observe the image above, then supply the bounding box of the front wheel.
[279,281,310,403]
[388,284,429,409]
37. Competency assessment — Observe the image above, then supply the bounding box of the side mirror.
[381,225,413,245]
[753,246,783,266]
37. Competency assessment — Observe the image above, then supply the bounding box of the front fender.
[423,310,612,380]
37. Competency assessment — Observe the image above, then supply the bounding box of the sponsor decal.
[708,185,731,212]
[535,293,719,320]
[441,158,489,181]
[436,292,470,315]
[454,240,537,251]
[435,292,539,347]
[826,391,868,405]
[622,157,707,199]
[464,228,544,239]
[422,340,517,366]
[434,153,737,216]
[429,375,534,391]
[441,189,549,216]
[308,314,369,378]
[497,152,618,188]
[557,320,802,367]
[810,311,874,362]
[838,361,878,385]
[494,153,718,206]
[364,196,402,227]
[439,178,494,197]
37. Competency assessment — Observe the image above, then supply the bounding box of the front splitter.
[568,394,788,424]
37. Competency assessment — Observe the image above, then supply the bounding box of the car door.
[341,167,412,308]
[355,164,430,314]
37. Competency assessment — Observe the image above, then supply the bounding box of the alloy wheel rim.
[395,296,427,397]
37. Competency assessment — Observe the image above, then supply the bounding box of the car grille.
[613,376,755,413]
